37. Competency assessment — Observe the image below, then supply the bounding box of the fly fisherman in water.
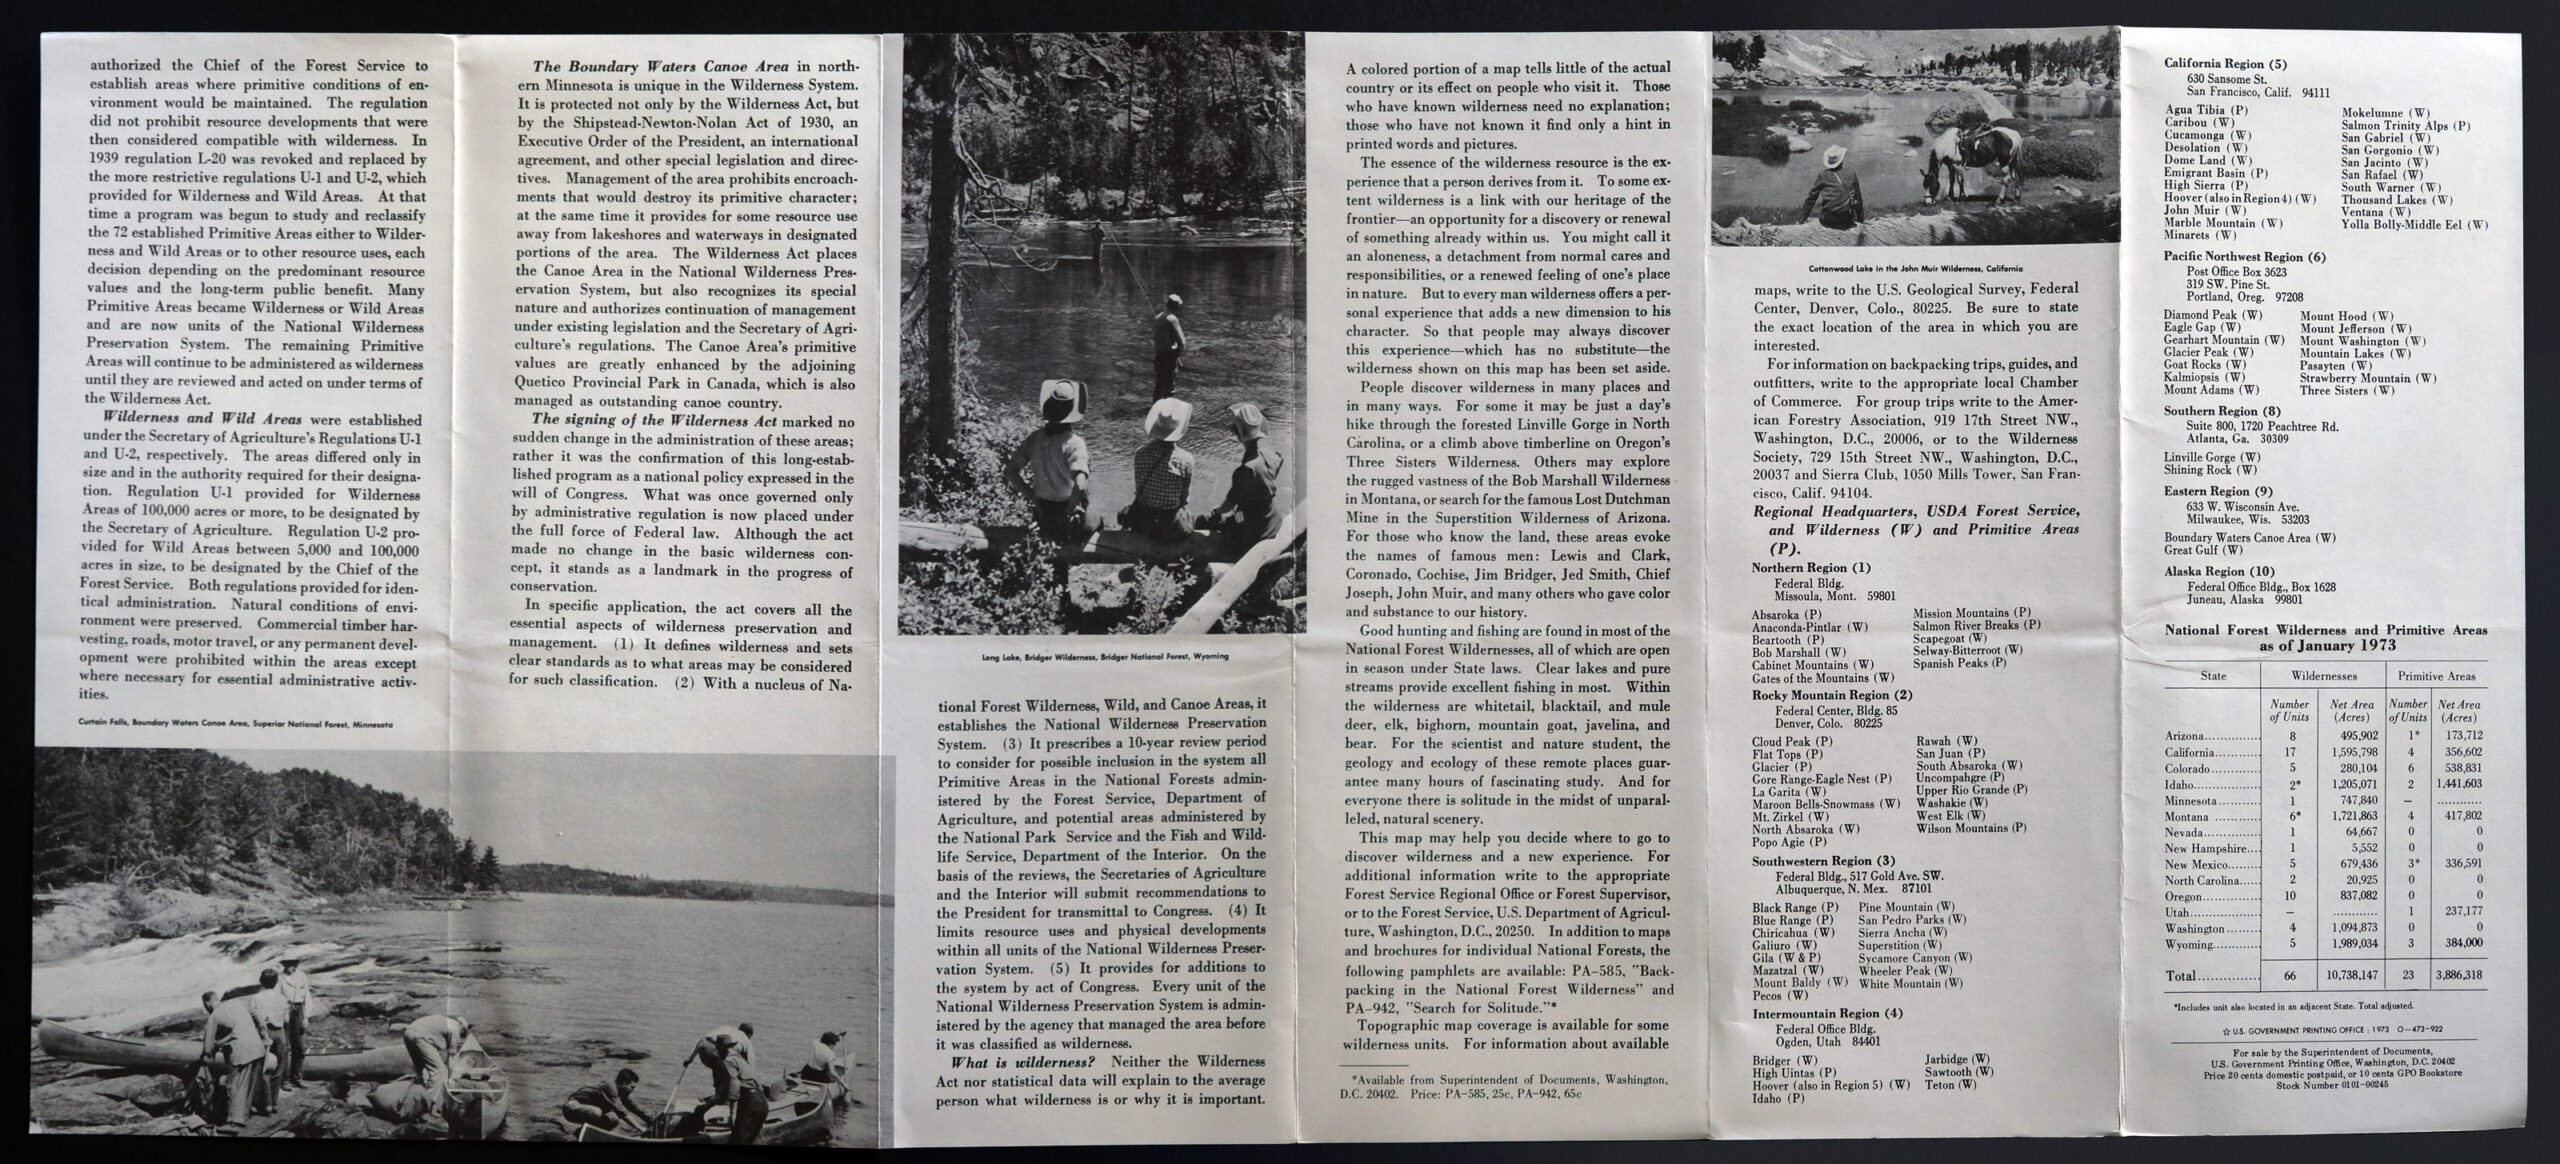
[1151,294,1187,400]
[1120,398,1196,541]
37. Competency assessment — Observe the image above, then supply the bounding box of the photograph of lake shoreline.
[897,32,1310,636]
[1712,28,2123,246]
[31,748,888,1144]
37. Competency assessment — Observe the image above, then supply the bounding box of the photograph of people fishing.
[897,32,1309,636]
[1711,27,2123,246]
[30,748,886,1144]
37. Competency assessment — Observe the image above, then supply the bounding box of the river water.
[1716,87,2119,213]
[904,221,1306,522]
[314,893,886,1143]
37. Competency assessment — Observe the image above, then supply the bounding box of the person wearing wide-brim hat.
[1003,379,1096,542]
[276,955,313,1090]
[1120,397,1196,541]
[1197,401,1287,561]
[1151,294,1188,401]
[1801,143,1865,230]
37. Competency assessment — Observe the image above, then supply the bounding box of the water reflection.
[320,894,883,1144]
[1716,88,2115,214]
[905,221,1307,521]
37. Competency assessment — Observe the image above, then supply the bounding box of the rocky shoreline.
[31,888,645,1138]
[33,885,878,1142]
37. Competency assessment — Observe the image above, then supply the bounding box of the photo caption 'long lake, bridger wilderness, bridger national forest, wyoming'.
[896,33,1309,637]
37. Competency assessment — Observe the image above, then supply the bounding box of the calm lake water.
[312,893,886,1144]
[905,221,1306,522]
[1717,87,2119,213]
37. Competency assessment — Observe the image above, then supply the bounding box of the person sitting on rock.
[691,1026,769,1145]
[1197,401,1286,560]
[1002,379,1095,543]
[1801,144,1866,230]
[1120,398,1196,541]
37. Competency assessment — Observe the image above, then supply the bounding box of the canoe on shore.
[363,1035,508,1138]
[444,1042,510,1139]
[36,1019,412,1080]
[570,1078,843,1146]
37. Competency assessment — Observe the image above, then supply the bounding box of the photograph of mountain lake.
[1712,28,2123,245]
[31,748,888,1144]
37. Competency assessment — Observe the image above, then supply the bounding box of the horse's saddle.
[1956,128,2014,166]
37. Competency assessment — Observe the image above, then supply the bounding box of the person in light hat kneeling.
[1003,379,1095,542]
[1801,144,1865,231]
[1120,397,1195,541]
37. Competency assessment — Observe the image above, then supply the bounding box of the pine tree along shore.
[501,862,891,907]
[31,749,884,967]
[33,748,502,896]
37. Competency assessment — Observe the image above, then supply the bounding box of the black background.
[0,2,2546,1162]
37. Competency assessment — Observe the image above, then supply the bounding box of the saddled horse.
[1921,126,2026,206]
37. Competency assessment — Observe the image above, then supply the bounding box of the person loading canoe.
[402,1012,472,1098]
[561,1067,653,1132]
[693,1022,759,1106]
[246,968,290,1114]
[692,1022,770,1144]
[198,989,268,1126]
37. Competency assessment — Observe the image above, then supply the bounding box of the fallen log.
[1168,509,1304,634]
[898,520,989,554]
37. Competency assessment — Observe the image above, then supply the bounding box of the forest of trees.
[32,748,501,895]
[1714,30,2120,87]
[1712,34,1769,73]
[1912,30,2122,86]
[901,32,1303,468]
[900,32,1303,226]
[503,862,889,907]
